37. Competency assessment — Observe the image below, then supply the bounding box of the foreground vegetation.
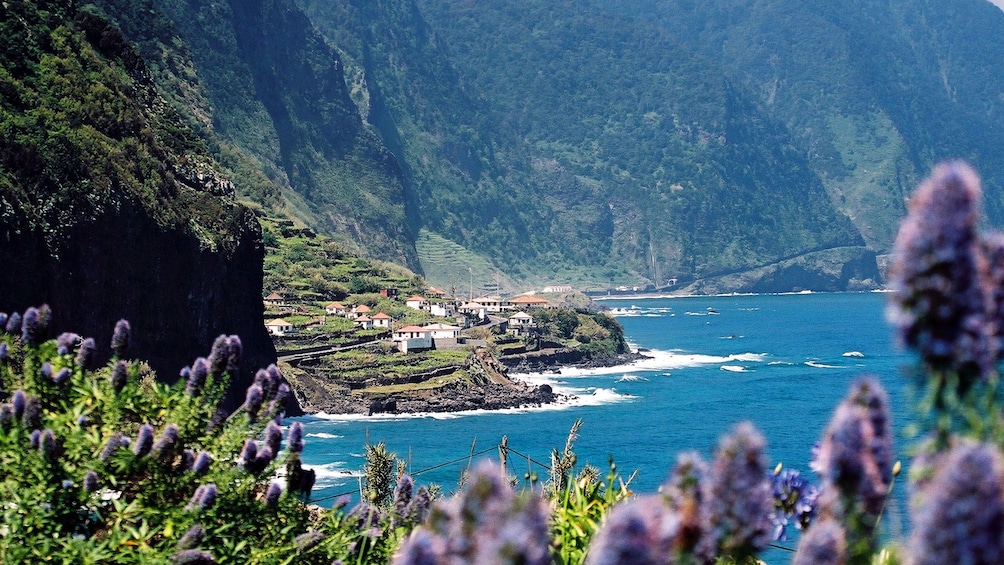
[4,161,1004,563]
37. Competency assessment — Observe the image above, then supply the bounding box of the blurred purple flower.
[909,442,1004,565]
[56,332,80,356]
[100,433,128,461]
[792,519,846,565]
[111,360,128,392]
[6,311,21,334]
[83,470,99,493]
[192,451,212,476]
[111,319,130,358]
[225,335,241,374]
[21,307,42,346]
[288,422,304,454]
[76,337,97,371]
[265,482,282,506]
[0,342,7,362]
[29,429,41,449]
[244,384,263,421]
[586,495,681,565]
[40,362,52,380]
[264,421,282,454]
[0,404,12,428]
[394,474,415,524]
[697,422,773,562]
[152,424,180,460]
[170,549,215,564]
[177,524,206,550]
[39,428,58,461]
[661,451,706,552]
[22,395,41,429]
[295,531,325,553]
[208,335,229,377]
[187,484,218,511]
[53,367,70,385]
[769,468,819,541]
[11,390,26,419]
[133,424,154,457]
[886,161,991,378]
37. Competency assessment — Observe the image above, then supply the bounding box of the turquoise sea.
[295,291,915,557]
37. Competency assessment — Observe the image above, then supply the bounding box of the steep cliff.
[0,1,275,409]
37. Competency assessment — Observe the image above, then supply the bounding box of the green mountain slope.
[0,0,275,408]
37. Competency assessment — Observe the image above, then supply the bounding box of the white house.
[508,311,535,333]
[265,318,294,337]
[458,301,488,320]
[430,303,455,318]
[405,295,429,310]
[325,302,346,316]
[424,323,462,340]
[472,296,511,313]
[354,315,374,330]
[371,312,393,329]
[392,325,433,353]
[350,304,372,319]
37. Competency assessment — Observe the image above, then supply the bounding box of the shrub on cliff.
[0,311,416,563]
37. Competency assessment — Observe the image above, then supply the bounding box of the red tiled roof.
[371,312,393,319]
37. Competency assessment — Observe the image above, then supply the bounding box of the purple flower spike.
[294,531,325,553]
[111,319,130,358]
[288,422,304,454]
[5,311,21,334]
[133,424,154,457]
[909,442,1004,565]
[22,396,41,429]
[197,484,217,509]
[21,307,42,346]
[53,367,70,385]
[244,384,263,421]
[39,429,58,461]
[192,451,212,475]
[697,422,774,563]
[152,424,180,460]
[393,475,414,523]
[792,519,846,565]
[177,525,206,550]
[170,549,215,564]
[0,313,7,329]
[76,337,97,371]
[265,421,282,454]
[585,495,680,565]
[29,429,41,449]
[239,440,258,465]
[61,479,73,490]
[83,470,99,493]
[265,365,282,398]
[886,161,991,378]
[111,361,129,392]
[40,362,52,380]
[0,342,7,362]
[208,335,229,377]
[56,332,80,356]
[265,482,282,506]
[0,404,12,428]
[100,433,127,461]
[186,358,209,397]
[11,390,26,420]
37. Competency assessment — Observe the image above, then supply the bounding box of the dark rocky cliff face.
[0,203,277,412]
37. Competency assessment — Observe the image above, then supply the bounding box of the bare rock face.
[0,201,277,412]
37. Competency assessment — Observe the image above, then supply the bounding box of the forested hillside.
[7,0,1004,295]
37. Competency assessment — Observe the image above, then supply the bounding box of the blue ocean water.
[295,291,916,558]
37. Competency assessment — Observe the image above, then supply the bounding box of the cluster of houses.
[264,289,555,353]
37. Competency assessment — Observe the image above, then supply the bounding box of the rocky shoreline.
[285,347,648,416]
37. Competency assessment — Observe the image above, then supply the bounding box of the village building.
[264,292,285,306]
[423,323,462,340]
[371,312,393,329]
[265,318,293,337]
[458,301,488,321]
[354,315,374,330]
[429,302,456,318]
[542,285,572,293]
[472,296,512,313]
[392,325,433,353]
[350,304,372,319]
[325,302,346,316]
[508,311,535,334]
[405,295,429,311]
[379,288,399,299]
[510,295,550,310]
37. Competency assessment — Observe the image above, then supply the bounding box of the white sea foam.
[308,461,362,488]
[720,365,748,372]
[306,432,343,440]
[842,351,865,358]
[514,349,768,379]
[805,361,841,369]
[615,374,648,382]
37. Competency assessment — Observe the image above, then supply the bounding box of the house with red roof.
[371,312,393,329]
